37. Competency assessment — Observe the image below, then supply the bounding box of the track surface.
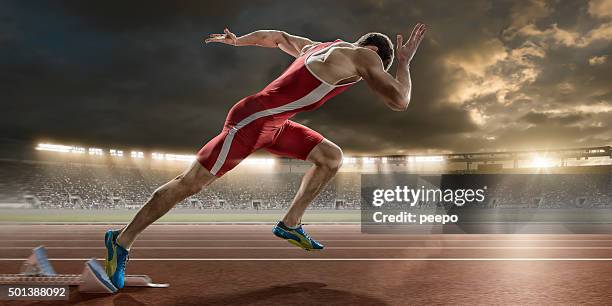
[0,224,611,305]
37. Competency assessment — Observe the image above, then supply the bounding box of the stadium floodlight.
[343,157,357,164]
[36,143,71,153]
[362,157,376,164]
[414,155,444,162]
[88,148,103,156]
[242,158,275,165]
[588,148,605,153]
[131,151,144,159]
[36,143,85,154]
[164,154,195,162]
[109,149,124,157]
[381,157,388,163]
[151,153,164,160]
[151,153,195,162]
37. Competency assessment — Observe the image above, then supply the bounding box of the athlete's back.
[226,40,359,129]
[199,40,362,176]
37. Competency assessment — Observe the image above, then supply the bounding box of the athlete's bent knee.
[313,142,343,172]
[327,150,343,172]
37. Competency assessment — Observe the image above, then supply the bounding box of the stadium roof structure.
[440,146,611,163]
[359,146,612,166]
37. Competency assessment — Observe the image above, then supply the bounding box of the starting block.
[0,246,169,293]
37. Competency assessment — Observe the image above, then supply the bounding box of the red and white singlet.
[197,40,358,176]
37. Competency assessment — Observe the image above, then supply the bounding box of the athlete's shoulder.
[299,39,346,55]
[349,46,383,67]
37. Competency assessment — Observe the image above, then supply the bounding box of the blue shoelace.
[116,253,129,272]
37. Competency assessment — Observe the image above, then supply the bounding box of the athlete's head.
[356,32,394,70]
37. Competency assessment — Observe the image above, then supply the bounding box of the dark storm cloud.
[521,111,589,125]
[1,0,611,154]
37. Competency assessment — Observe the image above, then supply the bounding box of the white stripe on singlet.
[209,82,335,175]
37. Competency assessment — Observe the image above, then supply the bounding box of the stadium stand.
[0,159,609,210]
[0,160,360,210]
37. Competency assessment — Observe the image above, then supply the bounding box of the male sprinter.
[105,23,426,288]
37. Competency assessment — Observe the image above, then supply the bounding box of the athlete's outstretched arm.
[355,23,426,111]
[204,28,316,58]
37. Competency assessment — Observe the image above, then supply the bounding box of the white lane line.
[0,232,363,234]
[0,222,361,225]
[1,239,610,242]
[2,246,612,250]
[0,235,360,238]
[1,235,609,239]
[0,258,611,261]
[0,229,359,232]
[1,221,610,224]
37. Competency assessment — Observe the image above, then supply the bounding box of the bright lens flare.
[531,156,554,168]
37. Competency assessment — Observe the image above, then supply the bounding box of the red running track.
[0,224,611,305]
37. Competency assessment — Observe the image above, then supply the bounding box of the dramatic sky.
[2,0,611,155]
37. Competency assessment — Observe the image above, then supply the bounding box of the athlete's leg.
[117,123,260,249]
[282,139,342,226]
[264,121,343,227]
[106,125,261,288]
[116,161,216,249]
[104,122,260,289]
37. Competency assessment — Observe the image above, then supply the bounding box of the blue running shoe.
[272,221,323,251]
[104,229,129,289]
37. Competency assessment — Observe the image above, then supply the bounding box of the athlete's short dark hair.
[356,32,394,70]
